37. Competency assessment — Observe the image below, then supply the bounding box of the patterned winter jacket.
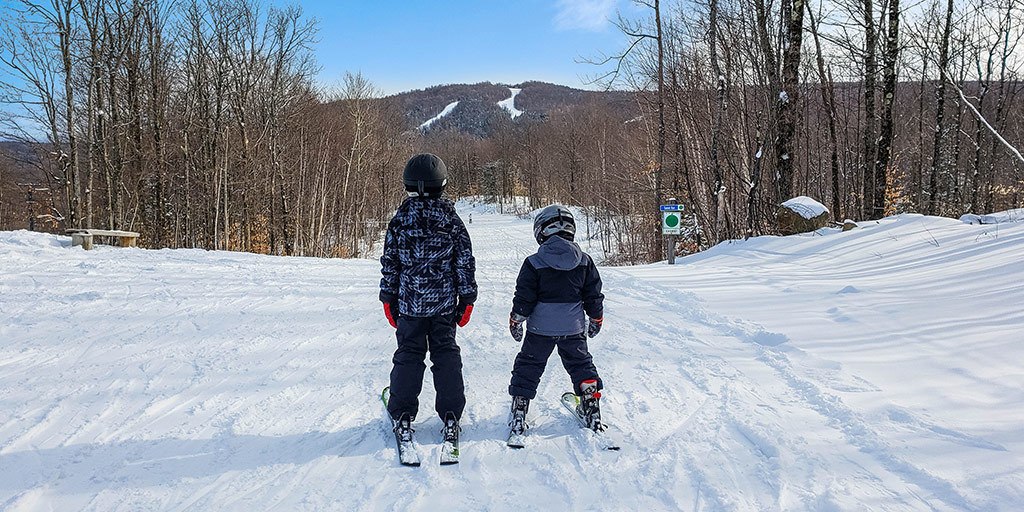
[512,235,604,336]
[379,197,477,317]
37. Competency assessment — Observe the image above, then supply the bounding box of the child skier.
[380,153,477,464]
[507,205,605,446]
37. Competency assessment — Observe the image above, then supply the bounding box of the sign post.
[660,200,683,265]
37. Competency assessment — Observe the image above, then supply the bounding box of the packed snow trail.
[0,203,1021,511]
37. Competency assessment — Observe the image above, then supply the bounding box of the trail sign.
[661,204,685,235]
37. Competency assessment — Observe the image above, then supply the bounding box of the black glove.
[509,313,526,342]
[587,317,603,338]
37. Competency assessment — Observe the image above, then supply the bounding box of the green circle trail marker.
[661,204,683,235]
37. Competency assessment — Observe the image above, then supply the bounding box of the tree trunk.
[861,0,878,219]
[872,0,900,219]
[775,0,806,202]
[928,0,955,215]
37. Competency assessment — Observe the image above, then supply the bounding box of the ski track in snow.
[1,205,1022,510]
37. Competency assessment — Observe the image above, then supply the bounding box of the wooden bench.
[67,229,140,250]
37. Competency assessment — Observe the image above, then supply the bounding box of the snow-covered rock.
[778,195,830,234]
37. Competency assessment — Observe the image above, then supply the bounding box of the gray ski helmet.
[403,153,448,196]
[533,204,576,244]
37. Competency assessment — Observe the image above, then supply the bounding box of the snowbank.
[960,208,1024,225]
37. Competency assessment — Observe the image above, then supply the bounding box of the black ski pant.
[388,313,466,422]
[509,331,601,399]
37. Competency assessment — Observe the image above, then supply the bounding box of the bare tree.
[775,0,807,202]
[872,0,901,219]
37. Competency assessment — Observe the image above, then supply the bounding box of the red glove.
[383,302,398,328]
[456,304,473,327]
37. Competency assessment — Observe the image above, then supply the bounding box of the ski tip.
[507,432,527,448]
[401,461,421,467]
[440,460,459,466]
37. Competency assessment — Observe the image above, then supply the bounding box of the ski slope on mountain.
[1,203,1022,511]
[498,87,523,119]
[418,100,460,130]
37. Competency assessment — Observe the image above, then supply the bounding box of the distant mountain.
[386,81,637,138]
[0,141,44,184]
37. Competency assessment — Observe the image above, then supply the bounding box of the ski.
[439,439,459,465]
[381,387,421,466]
[560,392,621,451]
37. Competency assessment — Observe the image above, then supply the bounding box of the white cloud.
[554,0,617,31]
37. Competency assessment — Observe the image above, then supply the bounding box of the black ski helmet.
[403,153,448,197]
[533,204,576,244]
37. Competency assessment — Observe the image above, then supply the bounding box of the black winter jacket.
[512,236,604,336]
[380,197,477,317]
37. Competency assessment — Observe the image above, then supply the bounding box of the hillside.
[384,81,638,137]
[0,203,1022,510]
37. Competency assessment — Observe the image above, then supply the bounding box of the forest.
[1,0,1021,263]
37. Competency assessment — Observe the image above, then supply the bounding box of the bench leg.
[119,236,138,248]
[71,233,93,250]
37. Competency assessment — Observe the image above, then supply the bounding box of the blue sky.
[295,0,638,95]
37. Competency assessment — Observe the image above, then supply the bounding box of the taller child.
[380,153,477,450]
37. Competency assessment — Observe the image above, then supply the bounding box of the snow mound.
[960,208,1024,225]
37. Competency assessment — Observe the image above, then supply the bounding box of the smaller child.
[507,205,605,442]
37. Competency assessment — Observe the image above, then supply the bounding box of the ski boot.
[393,413,415,443]
[506,395,530,448]
[390,412,420,466]
[509,396,530,434]
[440,412,461,465]
[577,379,604,432]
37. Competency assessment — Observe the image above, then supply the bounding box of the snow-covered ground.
[1,204,1022,511]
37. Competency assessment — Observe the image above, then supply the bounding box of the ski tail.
[560,392,620,451]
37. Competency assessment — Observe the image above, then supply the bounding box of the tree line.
[601,0,1024,254]
[2,0,1022,263]
[423,0,1023,262]
[1,0,407,256]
